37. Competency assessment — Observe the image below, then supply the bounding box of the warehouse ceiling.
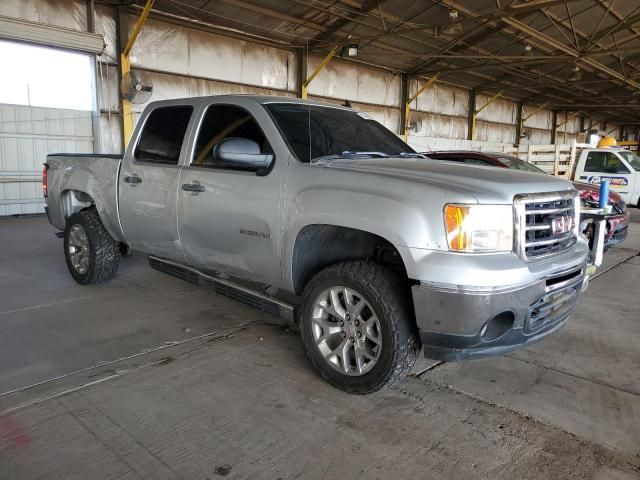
[132,0,640,124]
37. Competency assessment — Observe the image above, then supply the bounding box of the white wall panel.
[95,3,116,63]
[408,111,467,140]
[129,16,294,92]
[0,104,93,215]
[475,120,517,144]
[128,71,296,127]
[412,82,468,117]
[307,57,400,107]
[475,95,517,124]
[99,113,121,155]
[522,106,552,130]
[524,129,552,145]
[0,0,87,32]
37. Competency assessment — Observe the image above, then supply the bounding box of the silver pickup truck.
[44,95,591,394]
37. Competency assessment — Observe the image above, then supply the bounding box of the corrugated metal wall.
[4,0,625,169]
[0,103,93,215]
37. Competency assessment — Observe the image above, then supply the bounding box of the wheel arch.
[290,224,410,295]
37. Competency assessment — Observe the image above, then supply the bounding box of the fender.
[282,187,437,292]
[47,155,125,242]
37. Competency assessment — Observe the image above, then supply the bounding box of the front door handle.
[124,175,142,184]
[181,182,205,193]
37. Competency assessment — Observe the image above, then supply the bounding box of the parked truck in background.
[572,146,640,206]
[44,96,593,394]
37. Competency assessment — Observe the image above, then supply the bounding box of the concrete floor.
[1,214,639,479]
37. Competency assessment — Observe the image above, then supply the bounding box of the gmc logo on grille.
[551,215,574,235]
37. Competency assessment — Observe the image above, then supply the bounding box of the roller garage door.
[0,103,93,216]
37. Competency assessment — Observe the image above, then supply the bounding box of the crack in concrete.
[504,354,640,398]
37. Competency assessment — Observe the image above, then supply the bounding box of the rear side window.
[585,152,630,174]
[135,106,193,165]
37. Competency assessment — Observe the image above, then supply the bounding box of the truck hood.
[312,157,575,203]
[572,180,624,205]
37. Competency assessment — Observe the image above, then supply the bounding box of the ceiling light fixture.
[523,44,533,57]
[443,10,462,35]
[569,65,582,81]
[340,44,359,57]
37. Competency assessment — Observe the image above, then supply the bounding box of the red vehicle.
[424,151,630,250]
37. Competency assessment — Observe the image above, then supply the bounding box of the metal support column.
[467,88,475,140]
[295,47,307,99]
[551,110,558,144]
[514,102,523,146]
[399,73,408,136]
[86,0,100,154]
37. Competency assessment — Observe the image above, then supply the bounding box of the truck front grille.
[514,191,579,261]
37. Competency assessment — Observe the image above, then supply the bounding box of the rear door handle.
[124,175,142,184]
[181,182,205,193]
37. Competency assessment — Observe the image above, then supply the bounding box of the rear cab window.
[135,105,193,165]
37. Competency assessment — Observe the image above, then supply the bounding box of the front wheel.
[64,208,120,284]
[299,261,418,394]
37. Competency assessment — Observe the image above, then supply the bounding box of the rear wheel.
[299,261,418,394]
[64,209,120,284]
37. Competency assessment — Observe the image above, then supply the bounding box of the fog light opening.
[480,311,515,341]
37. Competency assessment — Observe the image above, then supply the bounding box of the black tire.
[299,261,419,394]
[64,208,120,285]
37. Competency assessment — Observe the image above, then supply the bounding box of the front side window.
[618,151,640,171]
[135,106,193,165]
[585,151,629,174]
[192,104,272,171]
[265,103,413,163]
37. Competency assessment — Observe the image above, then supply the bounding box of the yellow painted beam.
[404,72,440,141]
[121,0,155,147]
[301,45,340,99]
[472,90,503,141]
[521,101,549,123]
[555,111,579,129]
[123,0,155,58]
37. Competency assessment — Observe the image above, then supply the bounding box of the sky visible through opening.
[0,40,93,111]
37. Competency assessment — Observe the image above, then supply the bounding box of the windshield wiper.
[397,152,427,158]
[312,151,391,162]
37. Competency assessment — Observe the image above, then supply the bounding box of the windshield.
[497,155,546,174]
[264,103,414,163]
[618,151,640,171]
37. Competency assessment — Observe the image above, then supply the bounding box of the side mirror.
[212,137,273,173]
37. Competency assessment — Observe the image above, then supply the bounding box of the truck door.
[177,103,283,285]
[118,104,195,260]
[576,150,635,203]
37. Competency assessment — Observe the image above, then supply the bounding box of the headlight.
[444,204,513,252]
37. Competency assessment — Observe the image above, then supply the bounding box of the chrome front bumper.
[412,263,587,361]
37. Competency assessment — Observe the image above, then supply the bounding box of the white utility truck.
[572,145,640,206]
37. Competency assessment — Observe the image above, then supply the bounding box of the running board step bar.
[147,255,295,324]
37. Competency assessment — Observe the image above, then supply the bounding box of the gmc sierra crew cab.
[44,95,592,394]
